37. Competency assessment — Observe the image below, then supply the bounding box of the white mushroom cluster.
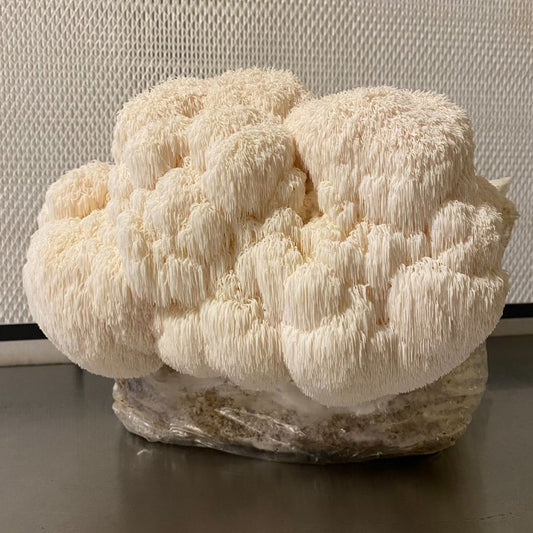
[24,69,517,407]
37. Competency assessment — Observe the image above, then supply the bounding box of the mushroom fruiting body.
[23,69,517,407]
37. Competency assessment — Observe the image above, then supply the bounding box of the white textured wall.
[1,0,531,323]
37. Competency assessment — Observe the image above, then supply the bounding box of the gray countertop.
[1,335,532,533]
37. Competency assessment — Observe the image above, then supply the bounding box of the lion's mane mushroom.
[23,69,517,406]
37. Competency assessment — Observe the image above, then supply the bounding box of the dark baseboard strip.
[501,303,533,319]
[0,323,46,341]
[1,303,532,341]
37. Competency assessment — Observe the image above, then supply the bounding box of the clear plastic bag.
[112,343,487,463]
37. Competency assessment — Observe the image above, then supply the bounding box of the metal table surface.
[1,335,532,533]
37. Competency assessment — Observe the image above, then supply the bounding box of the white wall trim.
[491,317,533,337]
[0,340,69,366]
